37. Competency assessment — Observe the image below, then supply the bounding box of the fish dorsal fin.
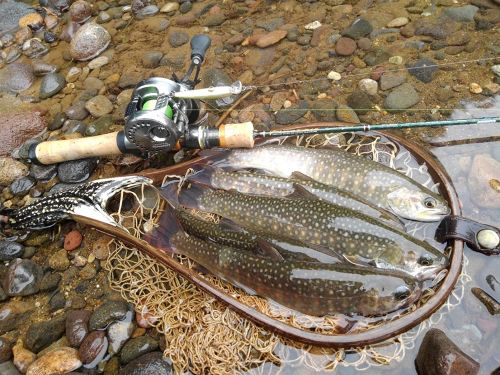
[286,183,317,200]
[305,242,346,263]
[256,239,285,261]
[290,171,316,182]
[218,217,244,232]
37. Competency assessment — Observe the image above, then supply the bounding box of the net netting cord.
[103,134,468,374]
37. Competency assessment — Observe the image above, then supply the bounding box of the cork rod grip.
[33,131,123,165]
[218,122,254,148]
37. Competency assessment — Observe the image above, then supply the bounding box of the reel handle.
[190,35,211,64]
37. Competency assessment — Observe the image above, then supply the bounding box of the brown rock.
[415,328,479,375]
[335,37,357,56]
[92,236,110,260]
[64,230,83,251]
[78,331,108,365]
[66,309,92,347]
[13,339,36,374]
[26,347,82,375]
[255,30,287,48]
[0,110,47,156]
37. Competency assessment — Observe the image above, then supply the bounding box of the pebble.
[380,72,406,90]
[26,347,82,375]
[179,1,192,14]
[347,90,373,115]
[120,336,158,364]
[0,63,34,92]
[30,163,57,181]
[256,30,287,48]
[79,263,97,280]
[66,309,91,347]
[388,55,403,65]
[10,176,35,196]
[134,5,159,19]
[12,340,36,373]
[342,18,373,39]
[79,330,108,365]
[39,73,66,99]
[39,272,61,292]
[86,115,113,136]
[88,56,110,70]
[335,36,357,56]
[327,71,341,81]
[65,101,89,121]
[58,158,97,183]
[256,18,284,31]
[204,12,226,27]
[0,337,13,362]
[304,20,322,30]
[384,83,420,110]
[407,58,438,83]
[415,329,479,375]
[50,292,66,312]
[168,31,189,47]
[108,310,135,354]
[18,13,43,29]
[358,78,378,95]
[118,352,172,375]
[0,301,34,334]
[142,51,163,68]
[387,17,409,28]
[49,249,71,271]
[25,316,66,353]
[275,100,308,124]
[32,61,58,76]
[3,259,43,297]
[0,361,21,375]
[160,2,179,13]
[85,95,113,117]
[469,83,482,94]
[63,230,83,251]
[89,300,130,330]
[0,240,25,261]
[49,112,67,131]
[70,22,111,61]
[311,100,338,122]
[70,0,92,23]
[444,5,479,22]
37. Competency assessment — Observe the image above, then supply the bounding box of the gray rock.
[63,120,87,135]
[0,63,34,93]
[342,18,373,39]
[142,51,163,68]
[347,90,373,115]
[336,104,360,124]
[3,259,43,297]
[179,1,192,13]
[0,240,24,261]
[32,61,58,77]
[0,361,21,375]
[415,328,479,375]
[89,300,130,330]
[384,83,420,110]
[65,101,89,121]
[275,100,309,124]
[108,310,135,354]
[25,316,66,353]
[0,285,7,302]
[30,163,57,181]
[168,31,189,47]
[10,176,35,196]
[444,5,479,22]
[49,292,66,312]
[363,48,391,66]
[492,65,500,78]
[0,301,33,334]
[380,72,407,90]
[85,95,113,117]
[0,0,31,35]
[66,309,91,347]
[120,336,159,364]
[0,337,13,362]
[407,58,438,83]
[310,100,338,122]
[39,272,61,292]
[39,73,65,99]
[256,17,284,31]
[48,112,67,131]
[118,352,172,375]
[134,4,159,18]
[203,13,226,27]
[85,115,113,136]
[70,22,111,61]
[57,158,97,183]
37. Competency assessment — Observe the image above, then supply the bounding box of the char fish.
[165,183,447,280]
[203,145,450,222]
[187,166,403,228]
[161,208,421,317]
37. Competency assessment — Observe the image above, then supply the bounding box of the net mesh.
[103,133,468,374]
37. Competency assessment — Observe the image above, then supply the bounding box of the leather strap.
[436,216,500,255]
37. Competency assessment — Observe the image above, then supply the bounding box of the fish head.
[386,187,450,221]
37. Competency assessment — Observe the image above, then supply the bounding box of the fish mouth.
[415,207,451,222]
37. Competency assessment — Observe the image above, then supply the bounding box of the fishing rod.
[27,34,500,165]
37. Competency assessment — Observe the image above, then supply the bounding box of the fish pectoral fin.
[304,242,345,263]
[290,171,316,182]
[256,239,285,261]
[342,255,372,268]
[286,184,317,200]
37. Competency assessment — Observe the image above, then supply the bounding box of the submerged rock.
[118,352,172,375]
[70,22,111,61]
[0,0,31,35]
[0,301,34,334]
[3,259,43,297]
[0,110,47,157]
[468,154,500,208]
[40,73,66,99]
[120,336,158,364]
[415,328,479,375]
[26,347,82,375]
[0,361,21,375]
[78,330,108,365]
[0,240,24,261]
[89,300,130,330]
[66,310,92,347]
[384,83,420,110]
[0,63,34,93]
[407,58,438,83]
[0,337,13,362]
[70,0,93,24]
[25,316,66,353]
[342,18,373,39]
[0,158,29,185]
[12,339,36,373]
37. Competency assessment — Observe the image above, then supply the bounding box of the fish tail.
[178,183,211,210]
[147,206,184,254]
[160,181,181,207]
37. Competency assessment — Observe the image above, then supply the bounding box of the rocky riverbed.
[0,0,499,373]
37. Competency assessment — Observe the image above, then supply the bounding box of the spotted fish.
[167,183,447,280]
[203,145,450,222]
[165,222,421,317]
[187,166,403,228]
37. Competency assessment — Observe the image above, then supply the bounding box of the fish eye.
[424,197,437,208]
[418,254,434,266]
[394,286,411,300]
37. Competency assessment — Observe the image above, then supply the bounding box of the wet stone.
[444,5,479,22]
[70,22,111,61]
[407,58,438,83]
[203,13,226,27]
[380,72,406,90]
[0,337,13,362]
[89,300,130,330]
[415,328,479,375]
[135,5,159,19]
[168,31,189,47]
[118,352,172,375]
[0,301,33,334]
[3,259,43,297]
[342,18,373,39]
[0,361,21,375]
[30,163,57,181]
[26,347,82,375]
[57,158,97,183]
[0,63,34,93]
[25,316,66,353]
[65,101,89,121]
[49,249,70,271]
[79,330,108,365]
[256,17,284,31]
[179,1,192,13]
[0,240,24,261]
[385,83,420,110]
[347,90,373,115]
[32,61,58,77]
[0,286,7,302]
[0,158,28,185]
[86,115,113,136]
[49,112,67,131]
[120,335,159,364]
[108,310,135,354]
[39,73,66,99]
[13,339,36,373]
[39,272,61,292]
[10,176,35,196]
[85,95,113,117]
[50,292,66,312]
[335,37,357,56]
[310,100,337,122]
[66,309,91,347]
[275,100,309,124]
[142,51,163,68]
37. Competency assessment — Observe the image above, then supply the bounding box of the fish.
[202,144,450,222]
[160,208,422,317]
[186,166,404,228]
[165,183,447,280]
